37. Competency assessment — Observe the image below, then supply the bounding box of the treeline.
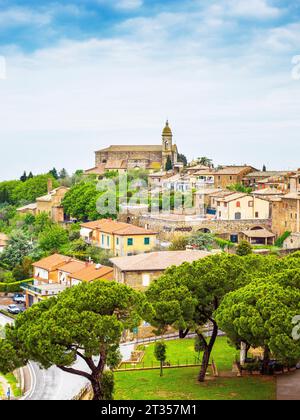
[0,174,59,206]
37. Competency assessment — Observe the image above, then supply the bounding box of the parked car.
[7,304,21,315]
[13,293,26,304]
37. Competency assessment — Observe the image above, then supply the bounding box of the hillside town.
[0,121,299,401]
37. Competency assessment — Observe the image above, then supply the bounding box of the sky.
[0,0,300,180]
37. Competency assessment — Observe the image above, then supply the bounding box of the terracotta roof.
[71,265,114,282]
[84,165,106,175]
[110,250,214,272]
[209,190,233,198]
[17,203,37,211]
[213,166,254,175]
[253,188,284,196]
[281,192,300,200]
[244,171,290,178]
[187,165,210,171]
[96,145,163,153]
[36,187,69,202]
[217,192,248,202]
[148,171,167,178]
[242,229,275,238]
[32,254,72,271]
[81,219,157,236]
[58,260,86,274]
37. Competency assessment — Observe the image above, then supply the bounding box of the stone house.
[216,193,270,221]
[271,172,300,236]
[194,166,255,189]
[17,180,69,223]
[110,250,215,291]
[272,193,300,236]
[242,171,291,189]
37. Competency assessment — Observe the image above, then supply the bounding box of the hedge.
[0,279,33,293]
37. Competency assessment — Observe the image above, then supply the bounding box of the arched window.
[236,201,241,208]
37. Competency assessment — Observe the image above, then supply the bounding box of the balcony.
[21,282,68,297]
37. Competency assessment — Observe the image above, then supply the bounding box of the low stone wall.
[136,215,272,241]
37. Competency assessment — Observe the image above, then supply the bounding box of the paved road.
[25,344,134,400]
[0,312,13,328]
[277,369,300,400]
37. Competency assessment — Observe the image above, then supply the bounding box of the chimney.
[47,178,53,193]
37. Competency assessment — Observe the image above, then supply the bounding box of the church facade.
[90,121,178,174]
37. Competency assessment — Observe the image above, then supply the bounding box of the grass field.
[128,336,239,371]
[115,337,276,400]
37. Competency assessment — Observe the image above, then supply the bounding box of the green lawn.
[115,337,276,400]
[115,367,275,400]
[131,336,238,371]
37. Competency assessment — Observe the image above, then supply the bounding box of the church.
[85,121,178,175]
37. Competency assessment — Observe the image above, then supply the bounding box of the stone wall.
[135,215,272,241]
[95,150,163,167]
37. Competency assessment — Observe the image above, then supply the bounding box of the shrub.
[236,241,253,256]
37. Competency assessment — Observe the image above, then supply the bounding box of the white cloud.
[205,0,282,21]
[0,7,52,27]
[228,0,282,19]
[115,0,143,10]
[0,1,298,179]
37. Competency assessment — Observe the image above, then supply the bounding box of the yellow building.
[80,219,158,256]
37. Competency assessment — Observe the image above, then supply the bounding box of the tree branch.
[57,365,93,381]
[75,351,97,372]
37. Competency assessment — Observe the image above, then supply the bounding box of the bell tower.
[162,120,174,169]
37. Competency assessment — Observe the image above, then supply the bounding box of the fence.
[116,357,202,372]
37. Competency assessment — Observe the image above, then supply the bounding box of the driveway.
[277,370,300,400]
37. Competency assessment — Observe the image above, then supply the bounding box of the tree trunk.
[91,376,105,401]
[262,347,270,375]
[160,361,163,377]
[198,320,219,383]
[198,346,210,382]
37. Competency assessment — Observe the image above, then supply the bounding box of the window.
[144,237,150,245]
[101,235,104,246]
[235,212,241,220]
[248,201,254,207]
[236,201,241,208]
[116,237,119,246]
[127,238,133,246]
[255,212,259,218]
[142,274,151,287]
[107,236,110,247]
